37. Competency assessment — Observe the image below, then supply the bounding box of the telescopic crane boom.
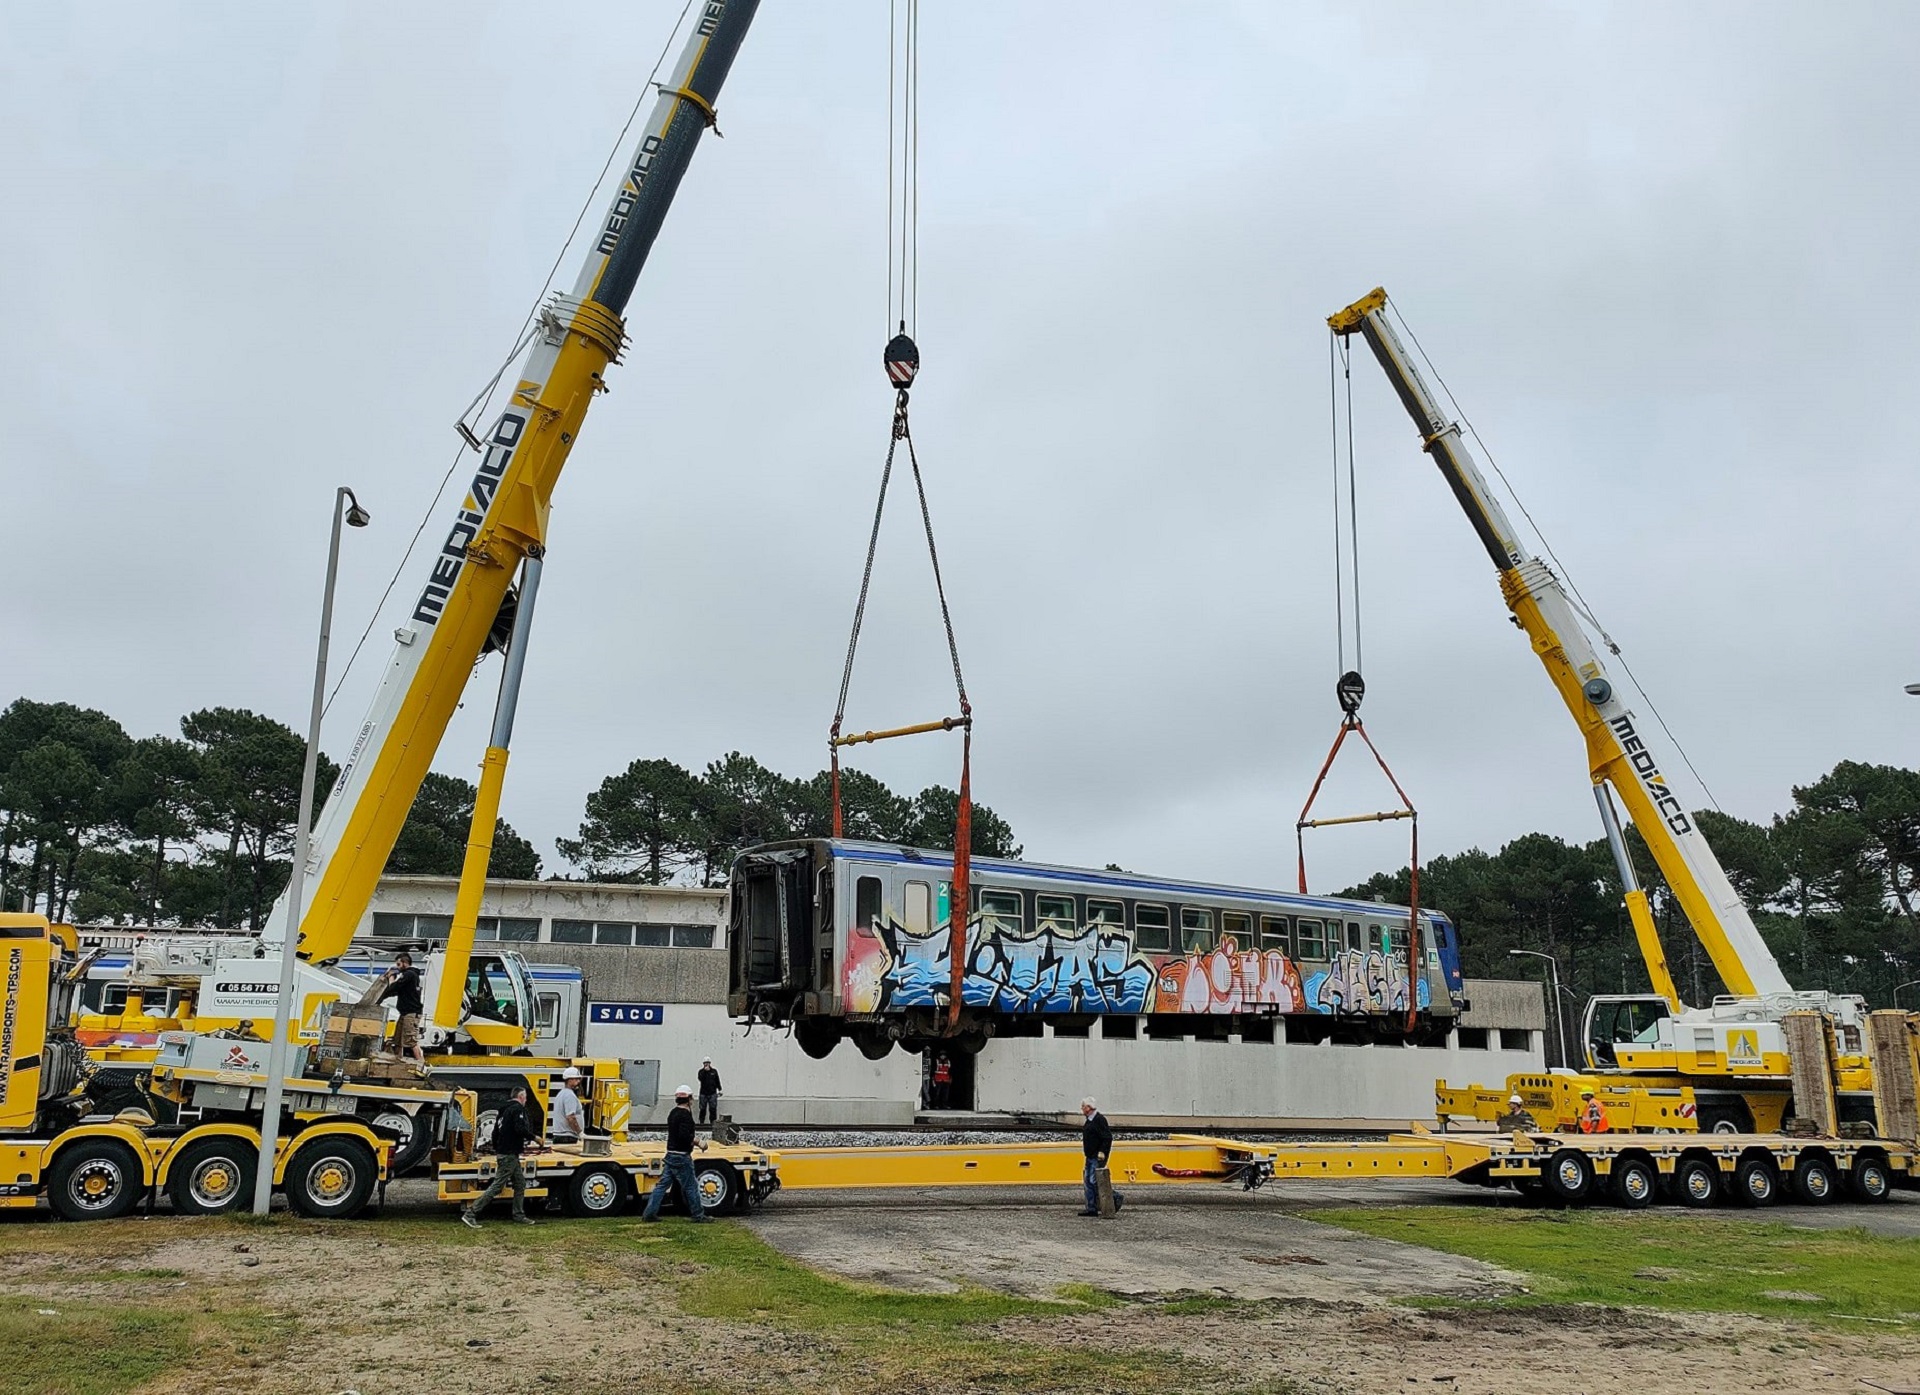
[1326,288,1794,1008]
[267,1,760,1005]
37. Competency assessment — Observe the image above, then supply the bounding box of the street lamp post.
[1509,948,1574,1069]
[1894,979,1920,1010]
[252,487,369,1215]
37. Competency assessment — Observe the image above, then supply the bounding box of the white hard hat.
[675,1084,693,1098]
[1508,1094,1523,1106]
[562,1067,582,1080]
[702,1057,712,1064]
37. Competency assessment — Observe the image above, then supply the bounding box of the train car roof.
[790,838,1448,921]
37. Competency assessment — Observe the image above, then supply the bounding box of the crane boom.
[1328,288,1793,1003]
[272,0,761,964]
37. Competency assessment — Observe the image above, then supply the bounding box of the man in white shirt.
[550,1066,586,1145]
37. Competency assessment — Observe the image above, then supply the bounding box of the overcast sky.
[5,2,1917,894]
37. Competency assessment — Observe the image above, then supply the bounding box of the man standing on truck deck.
[1079,1097,1123,1217]
[1578,1088,1610,1134]
[642,1086,711,1223]
[1497,1093,1539,1132]
[697,1058,722,1125]
[377,952,425,1065]
[461,1084,540,1228]
[551,1066,585,1145]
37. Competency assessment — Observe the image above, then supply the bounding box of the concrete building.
[366,875,1547,1127]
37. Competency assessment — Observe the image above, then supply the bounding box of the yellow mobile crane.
[74,0,764,1163]
[1328,288,1871,1134]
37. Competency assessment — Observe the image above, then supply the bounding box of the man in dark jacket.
[461,1084,540,1228]
[642,1086,713,1222]
[1079,1096,1123,1217]
[697,1058,722,1125]
[377,952,425,1064]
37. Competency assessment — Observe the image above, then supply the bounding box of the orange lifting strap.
[830,332,974,1030]
[1294,672,1422,1034]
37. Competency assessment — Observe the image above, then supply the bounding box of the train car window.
[1036,895,1075,935]
[1134,904,1172,953]
[856,876,883,931]
[1295,918,1327,959]
[1386,925,1409,955]
[1259,915,1290,954]
[1221,911,1251,949]
[1086,898,1124,931]
[1180,908,1216,953]
[905,880,932,935]
[977,888,1025,936]
[1366,924,1386,954]
[1346,921,1363,952]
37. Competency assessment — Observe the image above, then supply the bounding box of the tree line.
[0,696,1018,925]
[1340,761,1920,1024]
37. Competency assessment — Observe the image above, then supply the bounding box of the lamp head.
[342,488,371,528]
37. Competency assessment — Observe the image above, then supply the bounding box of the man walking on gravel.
[1079,1096,1123,1217]
[461,1084,540,1228]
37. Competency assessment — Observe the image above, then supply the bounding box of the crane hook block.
[884,332,920,390]
[1336,669,1366,716]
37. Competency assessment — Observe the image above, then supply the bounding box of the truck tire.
[168,1138,257,1216]
[1671,1155,1720,1208]
[564,1164,630,1218]
[1696,1098,1754,1135]
[364,1107,433,1175]
[1542,1149,1595,1206]
[1609,1155,1656,1209]
[1732,1156,1779,1207]
[1790,1154,1839,1205]
[694,1160,740,1215]
[1849,1154,1892,1203]
[48,1139,145,1222]
[284,1136,379,1219]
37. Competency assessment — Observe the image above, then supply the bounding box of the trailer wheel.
[1791,1154,1839,1205]
[1610,1155,1656,1210]
[694,1160,740,1215]
[284,1136,378,1219]
[1672,1155,1720,1208]
[1733,1156,1780,1207]
[168,1138,257,1216]
[564,1164,630,1218]
[1849,1154,1892,1203]
[1542,1149,1594,1206]
[48,1139,144,1222]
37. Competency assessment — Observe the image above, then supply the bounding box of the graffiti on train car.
[843,895,1429,1017]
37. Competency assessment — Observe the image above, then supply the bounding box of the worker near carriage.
[643,1086,712,1223]
[1578,1088,1611,1135]
[550,1066,586,1145]
[697,1058,723,1125]
[1079,1097,1124,1217]
[460,1084,540,1228]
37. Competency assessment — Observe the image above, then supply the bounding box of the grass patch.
[1314,1207,1920,1326]
[0,1295,282,1395]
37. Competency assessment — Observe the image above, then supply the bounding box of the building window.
[1294,918,1327,960]
[477,916,540,942]
[1180,907,1215,954]
[1134,904,1171,953]
[551,919,593,944]
[372,912,452,940]
[672,925,715,949]
[595,923,635,947]
[1500,1028,1533,1052]
[631,924,670,947]
[1036,895,1075,936]
[1259,915,1290,955]
[1456,1027,1489,1049]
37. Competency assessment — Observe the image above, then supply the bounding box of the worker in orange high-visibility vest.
[1577,1088,1610,1134]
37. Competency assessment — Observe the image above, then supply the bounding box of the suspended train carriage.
[728,839,1466,1061]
